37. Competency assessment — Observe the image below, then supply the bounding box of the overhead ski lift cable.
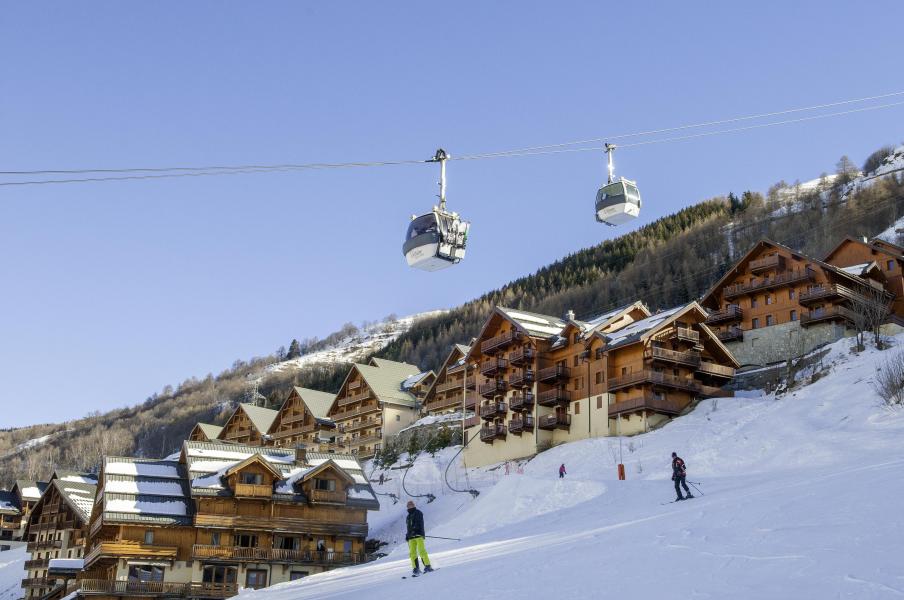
[2,91,904,186]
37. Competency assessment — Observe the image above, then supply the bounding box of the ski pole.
[688,481,704,496]
[425,535,461,541]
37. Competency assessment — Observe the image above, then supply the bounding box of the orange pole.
[617,464,626,480]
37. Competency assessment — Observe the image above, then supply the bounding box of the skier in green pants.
[406,500,433,575]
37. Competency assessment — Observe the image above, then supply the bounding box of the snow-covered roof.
[37,479,96,523]
[839,263,871,276]
[15,480,47,501]
[48,558,84,571]
[402,371,433,390]
[53,471,98,485]
[105,460,182,479]
[601,305,686,350]
[99,457,192,526]
[0,491,19,515]
[498,307,567,338]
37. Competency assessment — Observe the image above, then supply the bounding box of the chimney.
[565,309,575,321]
[295,444,307,466]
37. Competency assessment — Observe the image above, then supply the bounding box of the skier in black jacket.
[405,501,433,575]
[671,452,694,501]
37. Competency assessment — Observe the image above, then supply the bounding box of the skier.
[379,473,385,486]
[671,452,693,501]
[559,463,567,479]
[405,500,433,575]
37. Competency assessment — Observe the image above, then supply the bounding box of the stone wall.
[724,321,848,367]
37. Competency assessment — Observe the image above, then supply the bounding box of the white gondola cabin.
[595,144,641,226]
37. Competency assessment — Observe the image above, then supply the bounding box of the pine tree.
[286,339,302,360]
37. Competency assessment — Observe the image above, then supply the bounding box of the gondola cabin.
[595,177,641,226]
[403,208,470,271]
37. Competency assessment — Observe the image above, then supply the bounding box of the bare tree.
[871,350,904,407]
[848,284,892,350]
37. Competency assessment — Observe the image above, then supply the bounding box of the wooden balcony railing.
[608,393,683,417]
[435,379,465,394]
[25,558,50,569]
[508,416,534,434]
[705,305,743,324]
[309,489,348,504]
[717,326,744,342]
[480,357,508,376]
[190,545,367,566]
[279,411,307,425]
[481,330,521,353]
[338,390,372,407]
[21,578,56,588]
[351,432,382,446]
[464,416,480,428]
[479,402,507,419]
[424,393,465,412]
[479,380,507,398]
[537,365,570,383]
[479,424,507,442]
[508,369,535,388]
[607,370,701,394]
[508,346,535,366]
[84,541,180,568]
[537,388,571,406]
[341,417,381,433]
[509,392,535,411]
[26,539,61,552]
[644,346,701,367]
[749,254,785,273]
[801,306,856,326]
[723,268,815,299]
[234,483,272,498]
[698,361,736,378]
[335,403,381,420]
[77,579,239,598]
[537,414,571,430]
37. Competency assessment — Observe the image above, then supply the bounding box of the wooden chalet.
[9,480,48,541]
[189,423,223,443]
[327,358,424,458]
[701,239,894,365]
[268,387,337,452]
[461,300,729,467]
[216,404,278,446]
[77,441,378,600]
[421,344,474,417]
[401,370,436,402]
[0,489,20,541]
[823,236,904,323]
[21,473,96,599]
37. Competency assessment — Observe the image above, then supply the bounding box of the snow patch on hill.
[240,332,904,599]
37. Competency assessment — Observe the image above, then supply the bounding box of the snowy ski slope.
[241,333,904,599]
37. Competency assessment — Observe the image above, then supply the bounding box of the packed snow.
[238,333,904,599]
[0,547,26,600]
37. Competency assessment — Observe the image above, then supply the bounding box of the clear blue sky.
[2,2,902,428]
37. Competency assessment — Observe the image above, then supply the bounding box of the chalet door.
[245,569,267,589]
[202,566,237,584]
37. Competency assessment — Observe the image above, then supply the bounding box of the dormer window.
[315,478,336,492]
[241,473,263,485]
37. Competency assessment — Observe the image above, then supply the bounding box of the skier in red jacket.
[671,452,693,501]
[559,463,567,478]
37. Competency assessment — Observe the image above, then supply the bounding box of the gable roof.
[224,454,286,480]
[238,403,279,433]
[824,236,904,264]
[97,457,191,526]
[597,305,687,350]
[497,307,567,338]
[34,477,97,525]
[402,371,434,390]
[870,237,904,256]
[578,301,652,334]
[0,490,19,515]
[14,480,48,502]
[291,387,335,420]
[193,423,224,440]
[368,357,420,372]
[332,360,421,411]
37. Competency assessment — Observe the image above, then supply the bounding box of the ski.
[403,568,438,579]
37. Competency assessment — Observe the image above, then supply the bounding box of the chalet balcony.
[644,346,701,368]
[26,539,61,552]
[508,346,535,366]
[77,579,239,598]
[309,489,348,504]
[655,326,701,344]
[191,545,368,566]
[509,416,534,435]
[22,578,56,588]
[537,414,571,430]
[480,357,508,376]
[279,411,307,425]
[698,361,736,379]
[465,393,477,410]
[84,541,179,568]
[341,417,381,433]
[801,306,856,327]
[479,424,507,443]
[537,388,571,406]
[435,379,465,394]
[465,375,477,390]
[338,390,373,407]
[608,393,683,417]
[25,558,50,570]
[234,484,272,499]
[705,305,743,325]
[193,514,368,538]
[537,365,570,383]
[717,326,744,342]
[479,380,507,399]
[464,415,480,428]
[479,402,507,420]
[723,268,816,299]
[749,254,785,274]
[352,432,383,446]
[336,403,381,420]
[607,370,701,394]
[481,330,521,353]
[508,369,535,388]
[424,393,466,413]
[509,392,535,411]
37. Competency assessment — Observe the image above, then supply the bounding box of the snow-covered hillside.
[0,548,25,600]
[241,333,904,599]
[265,311,444,375]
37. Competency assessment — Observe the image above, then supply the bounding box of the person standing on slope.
[405,500,433,575]
[559,463,567,479]
[671,452,693,501]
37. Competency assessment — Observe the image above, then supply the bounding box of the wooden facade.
[421,344,476,416]
[824,236,904,322]
[189,424,223,443]
[216,404,278,446]
[267,387,337,452]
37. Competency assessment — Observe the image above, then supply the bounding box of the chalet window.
[765,295,773,305]
[789,289,795,299]
[597,396,603,409]
[143,530,154,545]
[790,310,798,322]
[595,372,602,385]
[245,569,267,589]
[573,355,580,367]
[672,369,679,377]
[766,315,774,326]
[575,402,580,415]
[236,534,258,548]
[343,540,353,553]
[315,478,337,492]
[275,536,299,550]
[241,473,263,485]
[752,318,760,329]
[751,298,758,308]
[396,415,401,421]
[290,572,308,581]
[573,333,580,345]
[202,565,237,585]
[621,367,627,375]
[128,565,164,583]
[888,260,895,271]
[595,348,604,360]
[210,532,221,546]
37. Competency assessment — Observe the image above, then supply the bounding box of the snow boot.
[685,493,694,499]
[412,567,421,576]
[676,496,685,501]
[423,565,434,573]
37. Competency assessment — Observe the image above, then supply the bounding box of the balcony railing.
[479,424,507,442]
[335,403,381,420]
[723,268,815,299]
[480,357,508,376]
[509,392,535,411]
[508,346,535,366]
[77,579,240,598]
[478,380,507,398]
[801,306,856,326]
[508,369,535,388]
[424,393,466,413]
[509,416,534,434]
[464,416,480,428]
[351,432,382,446]
[341,417,381,433]
[717,327,744,342]
[537,365,570,383]
[84,541,180,568]
[338,390,373,407]
[481,330,521,353]
[25,558,50,569]
[435,379,465,394]
[479,402,507,419]
[22,578,56,588]
[309,489,348,504]
[705,305,743,325]
[607,370,702,394]
[608,393,683,417]
[190,545,367,565]
[698,361,736,378]
[749,254,785,273]
[234,483,272,498]
[464,375,477,390]
[537,388,571,406]
[537,414,571,430]
[26,539,61,552]
[644,346,701,367]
